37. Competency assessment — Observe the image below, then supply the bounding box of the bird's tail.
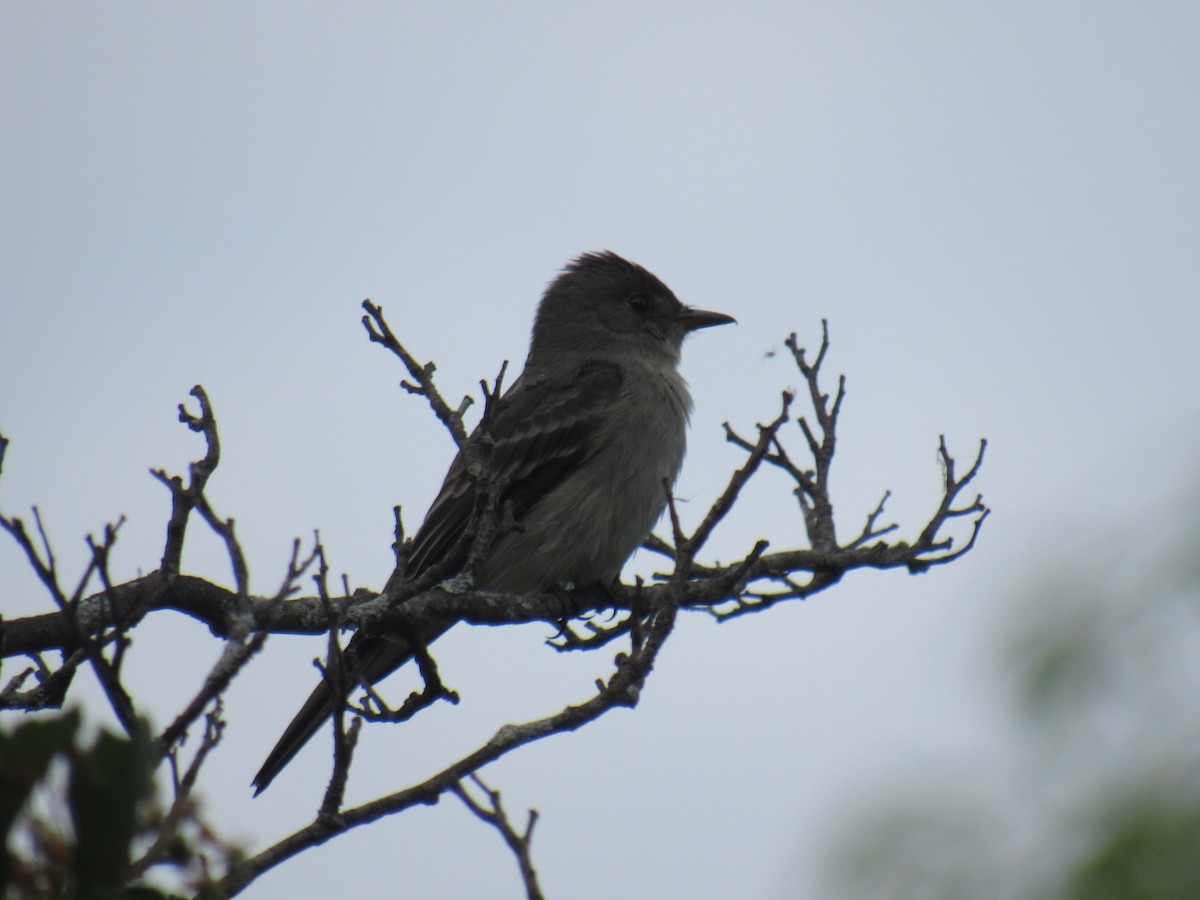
[251,672,335,796]
[251,624,452,796]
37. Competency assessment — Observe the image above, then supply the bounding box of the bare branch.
[133,702,227,878]
[904,437,990,573]
[217,575,681,897]
[150,385,220,581]
[0,496,140,732]
[361,299,472,446]
[158,540,320,759]
[0,315,991,896]
[849,491,899,548]
[691,390,793,554]
[452,774,544,900]
[313,539,362,820]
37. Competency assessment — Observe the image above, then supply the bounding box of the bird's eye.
[627,294,650,314]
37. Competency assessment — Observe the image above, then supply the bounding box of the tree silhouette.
[0,308,986,897]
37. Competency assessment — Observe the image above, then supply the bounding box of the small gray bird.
[252,251,734,795]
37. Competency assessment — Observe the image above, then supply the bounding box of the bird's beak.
[675,306,737,332]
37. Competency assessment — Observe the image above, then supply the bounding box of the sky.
[2,3,1199,897]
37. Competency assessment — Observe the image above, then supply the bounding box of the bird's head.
[529,251,735,368]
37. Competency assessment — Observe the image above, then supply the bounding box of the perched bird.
[252,251,734,795]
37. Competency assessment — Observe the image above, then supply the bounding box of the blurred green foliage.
[823,504,1200,899]
[0,711,227,900]
[1067,797,1200,900]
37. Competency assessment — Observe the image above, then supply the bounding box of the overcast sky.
[3,4,1199,898]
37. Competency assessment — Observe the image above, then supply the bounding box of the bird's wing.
[251,360,624,795]
[403,359,624,579]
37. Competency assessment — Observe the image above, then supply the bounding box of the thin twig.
[361,299,472,446]
[452,774,544,900]
[217,572,681,897]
